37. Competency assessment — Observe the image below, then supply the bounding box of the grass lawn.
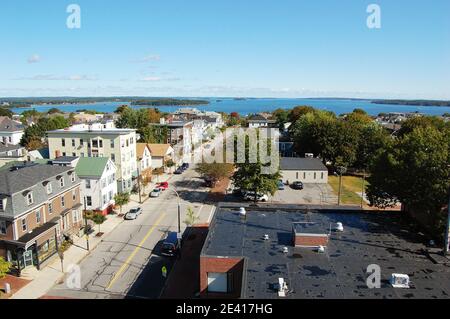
[328,175,369,205]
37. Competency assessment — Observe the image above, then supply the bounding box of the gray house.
[280,157,328,184]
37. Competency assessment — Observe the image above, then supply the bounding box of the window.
[72,139,75,147]
[27,192,33,205]
[303,172,306,179]
[0,220,6,235]
[62,152,66,157]
[130,137,134,144]
[207,273,228,293]
[101,179,106,188]
[314,172,317,180]
[321,172,324,179]
[80,153,85,158]
[85,179,91,189]
[296,172,299,179]
[72,191,77,202]
[99,140,103,148]
[103,194,107,205]
[8,137,11,143]
[48,202,53,214]
[60,177,65,188]
[46,183,52,194]
[80,139,84,146]
[92,140,99,148]
[111,154,115,162]
[109,190,113,201]
[72,152,76,157]
[61,138,65,147]
[86,196,92,206]
[0,199,5,211]
[110,140,115,148]
[71,174,76,182]
[126,139,129,147]
[61,196,65,208]
[36,210,41,224]
[21,218,27,232]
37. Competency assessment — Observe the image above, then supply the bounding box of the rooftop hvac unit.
[390,274,410,288]
[263,234,270,241]
[239,207,246,217]
[335,222,344,232]
[282,247,289,254]
[317,245,325,253]
[277,278,288,297]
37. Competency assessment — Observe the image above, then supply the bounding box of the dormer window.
[0,198,6,211]
[71,174,76,183]
[26,192,34,205]
[46,183,52,194]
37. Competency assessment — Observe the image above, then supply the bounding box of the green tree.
[184,207,200,227]
[0,257,12,279]
[288,105,315,124]
[0,107,13,118]
[367,126,450,235]
[114,192,130,214]
[272,108,290,130]
[232,130,281,201]
[397,116,449,137]
[91,213,107,233]
[20,115,70,148]
[196,162,234,186]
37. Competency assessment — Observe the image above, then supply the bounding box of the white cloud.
[132,54,161,63]
[13,74,97,81]
[27,54,41,64]
[140,76,162,82]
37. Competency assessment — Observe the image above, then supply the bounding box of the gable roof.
[147,144,172,157]
[136,143,150,159]
[280,157,327,171]
[0,163,73,195]
[75,157,110,178]
[0,117,24,132]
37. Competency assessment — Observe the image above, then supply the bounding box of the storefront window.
[37,237,57,264]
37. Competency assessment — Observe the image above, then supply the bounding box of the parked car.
[291,181,304,190]
[277,180,285,190]
[174,167,183,174]
[181,163,189,170]
[243,191,269,202]
[150,188,162,197]
[157,182,169,190]
[125,207,143,220]
[161,231,180,257]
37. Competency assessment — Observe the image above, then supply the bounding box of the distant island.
[0,97,210,109]
[371,99,450,107]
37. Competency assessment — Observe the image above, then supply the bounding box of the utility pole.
[83,196,90,251]
[337,166,347,206]
[137,161,142,204]
[360,170,366,209]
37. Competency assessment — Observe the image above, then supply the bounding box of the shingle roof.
[0,163,73,195]
[0,143,24,153]
[280,157,327,171]
[136,143,149,159]
[147,144,172,157]
[0,117,24,132]
[75,157,109,178]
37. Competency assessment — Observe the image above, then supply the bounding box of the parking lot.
[271,183,338,205]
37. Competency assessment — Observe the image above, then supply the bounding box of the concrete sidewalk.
[10,173,176,299]
[10,203,136,299]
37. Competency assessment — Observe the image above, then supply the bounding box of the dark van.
[161,232,180,257]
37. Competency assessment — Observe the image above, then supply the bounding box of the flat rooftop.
[202,203,450,299]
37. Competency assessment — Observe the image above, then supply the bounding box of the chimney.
[55,150,61,158]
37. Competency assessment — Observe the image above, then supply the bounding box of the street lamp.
[168,187,182,253]
[83,196,90,251]
[336,166,347,206]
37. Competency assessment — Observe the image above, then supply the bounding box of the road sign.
[177,232,182,239]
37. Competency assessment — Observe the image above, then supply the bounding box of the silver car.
[150,188,162,197]
[125,207,143,220]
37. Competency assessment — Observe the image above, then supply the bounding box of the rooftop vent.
[317,245,325,253]
[282,247,289,254]
[390,274,410,288]
[263,234,270,241]
[335,222,344,232]
[239,207,246,217]
[277,278,289,297]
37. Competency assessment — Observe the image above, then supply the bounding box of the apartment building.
[47,127,137,192]
[0,162,82,274]
[76,157,117,215]
[0,116,24,145]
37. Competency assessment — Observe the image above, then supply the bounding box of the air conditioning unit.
[390,274,410,288]
[317,245,325,253]
[335,222,344,232]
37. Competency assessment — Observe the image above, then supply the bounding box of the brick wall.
[294,235,329,247]
[200,256,244,298]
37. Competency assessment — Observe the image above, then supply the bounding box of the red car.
[157,182,169,190]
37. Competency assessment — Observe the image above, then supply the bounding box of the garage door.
[207,272,227,293]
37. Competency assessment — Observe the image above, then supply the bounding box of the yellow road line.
[107,212,166,290]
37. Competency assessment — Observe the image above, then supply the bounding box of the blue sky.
[0,0,449,99]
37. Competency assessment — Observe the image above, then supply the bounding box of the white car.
[150,188,162,198]
[243,192,269,202]
[124,207,143,220]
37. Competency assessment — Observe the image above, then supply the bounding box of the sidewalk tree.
[184,207,200,227]
[165,159,175,172]
[0,257,12,279]
[114,192,130,214]
[92,213,107,233]
[196,162,234,186]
